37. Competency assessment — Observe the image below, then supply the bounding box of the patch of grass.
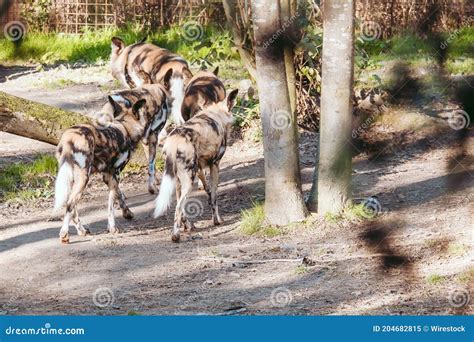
[295,265,309,275]
[457,268,474,284]
[447,243,469,256]
[344,203,376,220]
[0,154,57,203]
[98,79,122,92]
[239,202,265,235]
[359,27,473,74]
[445,58,474,75]
[426,274,446,285]
[324,202,377,223]
[0,24,239,66]
[239,202,283,237]
[127,310,141,316]
[324,211,343,224]
[36,78,78,90]
[123,155,164,176]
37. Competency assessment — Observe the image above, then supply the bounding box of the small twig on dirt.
[200,256,336,268]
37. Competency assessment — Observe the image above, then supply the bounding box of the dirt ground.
[0,64,472,315]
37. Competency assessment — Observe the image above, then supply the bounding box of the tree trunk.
[0,91,90,145]
[280,0,297,115]
[222,0,258,81]
[252,0,307,225]
[307,0,355,214]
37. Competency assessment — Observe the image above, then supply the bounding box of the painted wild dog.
[181,67,226,121]
[153,89,239,242]
[95,81,170,194]
[54,93,168,244]
[110,36,192,126]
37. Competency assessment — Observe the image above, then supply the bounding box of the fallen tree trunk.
[0,91,90,145]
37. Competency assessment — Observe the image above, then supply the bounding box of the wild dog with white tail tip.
[54,93,168,244]
[154,89,238,242]
[95,81,170,194]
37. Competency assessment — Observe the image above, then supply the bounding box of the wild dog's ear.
[183,68,193,84]
[227,89,239,110]
[111,37,125,55]
[132,99,147,119]
[212,66,219,76]
[108,96,123,116]
[163,68,173,89]
[137,70,152,84]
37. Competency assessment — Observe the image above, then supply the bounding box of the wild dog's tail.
[154,144,177,218]
[54,153,74,211]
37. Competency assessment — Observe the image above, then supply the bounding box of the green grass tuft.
[295,265,309,275]
[324,202,377,223]
[457,267,474,284]
[0,154,57,202]
[239,202,283,237]
[426,274,446,285]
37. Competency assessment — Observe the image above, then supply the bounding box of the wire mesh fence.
[1,0,473,35]
[42,0,225,33]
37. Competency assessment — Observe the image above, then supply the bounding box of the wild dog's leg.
[146,132,159,194]
[179,175,195,233]
[103,173,133,225]
[209,163,223,225]
[59,211,72,244]
[60,169,89,243]
[103,173,119,234]
[172,179,183,242]
[72,206,90,236]
[197,168,209,194]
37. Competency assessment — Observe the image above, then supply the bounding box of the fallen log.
[0,91,91,145]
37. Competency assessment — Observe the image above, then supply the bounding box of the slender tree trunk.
[0,91,90,145]
[307,0,355,214]
[252,0,307,225]
[280,0,297,115]
[222,0,257,80]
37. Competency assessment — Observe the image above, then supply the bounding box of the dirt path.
[0,65,472,315]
